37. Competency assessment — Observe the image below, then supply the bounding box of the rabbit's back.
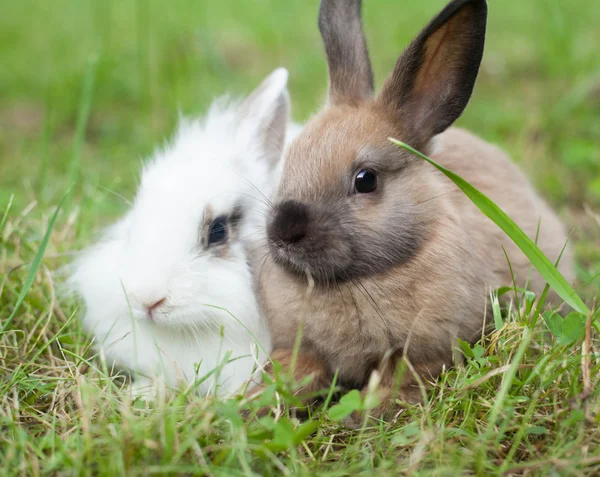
[432,127,574,300]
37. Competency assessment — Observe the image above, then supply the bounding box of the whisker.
[413,189,457,207]
[231,170,276,210]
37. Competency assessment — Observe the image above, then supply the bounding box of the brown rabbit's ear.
[319,0,374,105]
[378,0,487,144]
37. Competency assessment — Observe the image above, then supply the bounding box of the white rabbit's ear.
[238,68,290,169]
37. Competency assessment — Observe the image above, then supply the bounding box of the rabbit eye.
[354,169,377,194]
[208,216,228,246]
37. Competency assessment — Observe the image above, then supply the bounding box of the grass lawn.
[1,0,600,474]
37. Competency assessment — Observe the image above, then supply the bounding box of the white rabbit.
[70,68,299,398]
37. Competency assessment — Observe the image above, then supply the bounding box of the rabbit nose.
[269,200,309,245]
[145,297,166,319]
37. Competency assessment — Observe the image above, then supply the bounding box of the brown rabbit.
[254,0,574,422]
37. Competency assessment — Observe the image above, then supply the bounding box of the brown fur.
[253,348,332,397]
[253,0,574,421]
[318,0,374,104]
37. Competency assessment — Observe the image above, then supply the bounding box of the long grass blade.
[390,138,588,316]
[0,194,14,237]
[1,193,68,333]
[69,57,98,193]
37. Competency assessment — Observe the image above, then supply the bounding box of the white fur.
[70,68,299,397]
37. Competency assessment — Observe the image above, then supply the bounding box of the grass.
[1,0,599,474]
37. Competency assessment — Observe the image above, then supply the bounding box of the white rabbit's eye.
[354,169,377,194]
[208,216,228,246]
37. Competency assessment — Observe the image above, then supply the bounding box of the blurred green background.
[1,0,599,288]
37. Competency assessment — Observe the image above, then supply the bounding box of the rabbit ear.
[318,0,374,105]
[378,0,487,145]
[239,68,290,169]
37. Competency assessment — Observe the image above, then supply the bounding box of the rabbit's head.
[267,0,487,285]
[72,69,291,334]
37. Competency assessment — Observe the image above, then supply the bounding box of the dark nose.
[269,200,310,245]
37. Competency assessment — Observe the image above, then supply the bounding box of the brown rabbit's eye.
[354,169,377,194]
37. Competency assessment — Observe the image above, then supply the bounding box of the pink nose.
[145,298,166,318]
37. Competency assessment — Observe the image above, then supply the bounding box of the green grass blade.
[390,138,588,316]
[0,194,14,236]
[39,102,53,203]
[1,193,68,333]
[69,57,97,193]
[475,325,534,471]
